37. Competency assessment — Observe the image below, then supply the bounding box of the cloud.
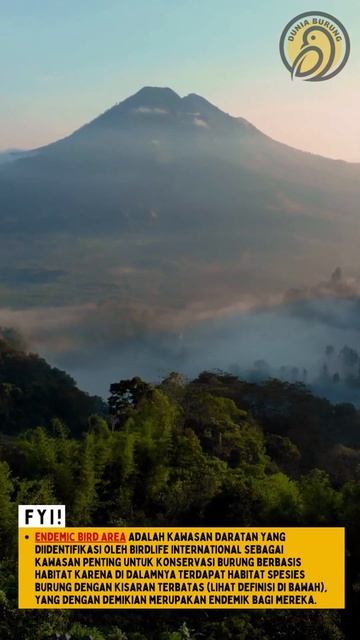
[1,265,360,397]
[1,267,357,358]
[132,107,168,115]
[0,303,96,353]
[283,268,360,304]
[193,117,209,128]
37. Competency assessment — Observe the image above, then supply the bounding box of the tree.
[108,378,153,427]
[300,469,341,524]
[0,462,15,552]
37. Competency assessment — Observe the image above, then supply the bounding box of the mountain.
[1,87,359,238]
[0,87,359,392]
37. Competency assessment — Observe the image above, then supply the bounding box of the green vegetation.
[0,348,360,638]
[0,333,105,436]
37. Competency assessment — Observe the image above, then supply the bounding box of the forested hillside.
[0,333,104,435]
[1,359,360,638]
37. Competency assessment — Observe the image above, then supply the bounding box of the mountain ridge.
[16,86,359,166]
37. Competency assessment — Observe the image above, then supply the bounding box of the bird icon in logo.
[291,25,336,81]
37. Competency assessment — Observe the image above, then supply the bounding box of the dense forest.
[0,337,360,639]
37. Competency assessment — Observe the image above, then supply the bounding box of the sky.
[0,0,359,161]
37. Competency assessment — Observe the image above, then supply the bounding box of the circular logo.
[279,11,350,81]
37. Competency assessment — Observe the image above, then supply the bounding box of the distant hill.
[0,333,105,435]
